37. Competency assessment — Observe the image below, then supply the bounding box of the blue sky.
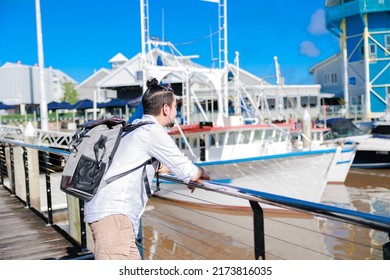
[1,0,340,85]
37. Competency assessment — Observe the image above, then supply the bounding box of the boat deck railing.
[0,138,389,260]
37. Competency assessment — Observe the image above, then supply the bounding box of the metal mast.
[140,0,152,92]
[218,0,229,117]
[35,0,48,131]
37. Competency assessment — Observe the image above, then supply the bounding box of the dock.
[0,186,80,260]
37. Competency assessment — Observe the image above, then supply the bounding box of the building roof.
[108,52,129,63]
[308,52,340,74]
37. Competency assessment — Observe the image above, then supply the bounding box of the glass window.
[227,132,238,145]
[253,129,264,143]
[309,96,317,107]
[191,137,198,148]
[385,35,390,56]
[218,132,226,146]
[239,131,251,144]
[208,134,216,147]
[301,96,308,107]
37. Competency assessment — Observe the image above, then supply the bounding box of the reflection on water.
[143,169,390,260]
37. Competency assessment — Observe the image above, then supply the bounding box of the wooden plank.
[0,187,81,260]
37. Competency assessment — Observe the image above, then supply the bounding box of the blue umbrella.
[0,102,16,110]
[68,99,94,110]
[48,101,71,110]
[100,98,128,108]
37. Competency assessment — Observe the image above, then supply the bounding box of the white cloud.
[308,9,328,35]
[300,41,320,57]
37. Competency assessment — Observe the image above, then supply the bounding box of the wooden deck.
[0,186,85,260]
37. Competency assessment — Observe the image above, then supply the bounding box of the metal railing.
[0,138,389,260]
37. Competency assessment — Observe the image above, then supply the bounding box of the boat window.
[192,137,198,148]
[208,134,216,147]
[264,129,274,140]
[218,132,226,146]
[253,129,264,143]
[180,137,190,149]
[227,132,237,145]
[283,97,293,109]
[274,130,283,142]
[267,98,276,109]
[239,131,251,144]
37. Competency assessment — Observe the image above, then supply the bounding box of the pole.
[35,0,48,131]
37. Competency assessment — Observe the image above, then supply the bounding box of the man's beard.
[167,120,175,128]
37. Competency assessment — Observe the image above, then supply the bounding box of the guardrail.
[0,138,389,260]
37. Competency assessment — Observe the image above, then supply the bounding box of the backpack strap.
[105,121,158,198]
[105,158,155,184]
[122,121,155,138]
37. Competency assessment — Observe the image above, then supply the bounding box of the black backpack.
[60,117,156,201]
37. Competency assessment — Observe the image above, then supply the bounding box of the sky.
[0,0,340,85]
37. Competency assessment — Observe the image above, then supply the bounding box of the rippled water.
[145,169,390,260]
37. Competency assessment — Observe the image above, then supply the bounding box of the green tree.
[61,81,79,104]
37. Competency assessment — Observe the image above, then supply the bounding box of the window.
[309,96,317,107]
[369,44,377,61]
[360,45,365,60]
[301,96,308,107]
[385,35,390,56]
[218,132,226,146]
[208,134,216,147]
[324,73,338,85]
[238,131,251,144]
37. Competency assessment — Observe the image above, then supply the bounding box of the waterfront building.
[0,61,76,114]
[310,0,390,120]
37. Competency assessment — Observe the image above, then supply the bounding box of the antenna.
[210,26,216,68]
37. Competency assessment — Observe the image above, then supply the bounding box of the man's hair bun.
[146,77,159,89]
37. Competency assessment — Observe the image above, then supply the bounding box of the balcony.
[326,0,390,27]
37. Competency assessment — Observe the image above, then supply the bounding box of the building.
[310,0,390,120]
[88,42,327,125]
[0,61,77,114]
[75,53,128,101]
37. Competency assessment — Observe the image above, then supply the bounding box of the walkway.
[0,186,80,260]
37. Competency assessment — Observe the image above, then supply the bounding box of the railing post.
[249,200,266,260]
[0,144,4,186]
[22,147,31,208]
[42,151,53,225]
[9,145,16,195]
[384,233,390,260]
[78,199,88,252]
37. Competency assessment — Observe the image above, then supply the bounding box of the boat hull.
[153,149,337,208]
[346,136,390,169]
[326,146,356,183]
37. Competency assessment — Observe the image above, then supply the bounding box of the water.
[144,168,390,260]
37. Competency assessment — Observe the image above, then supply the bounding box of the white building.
[0,61,77,114]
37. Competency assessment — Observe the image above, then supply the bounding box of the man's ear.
[162,104,169,116]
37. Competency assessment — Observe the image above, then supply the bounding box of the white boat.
[323,111,390,169]
[151,119,355,208]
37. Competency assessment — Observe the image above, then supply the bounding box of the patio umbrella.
[48,101,71,110]
[100,98,128,108]
[0,102,16,110]
[68,99,94,110]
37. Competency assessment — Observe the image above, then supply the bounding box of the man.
[84,77,210,260]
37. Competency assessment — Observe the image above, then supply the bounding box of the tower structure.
[325,0,390,120]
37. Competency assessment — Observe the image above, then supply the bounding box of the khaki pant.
[89,214,141,260]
